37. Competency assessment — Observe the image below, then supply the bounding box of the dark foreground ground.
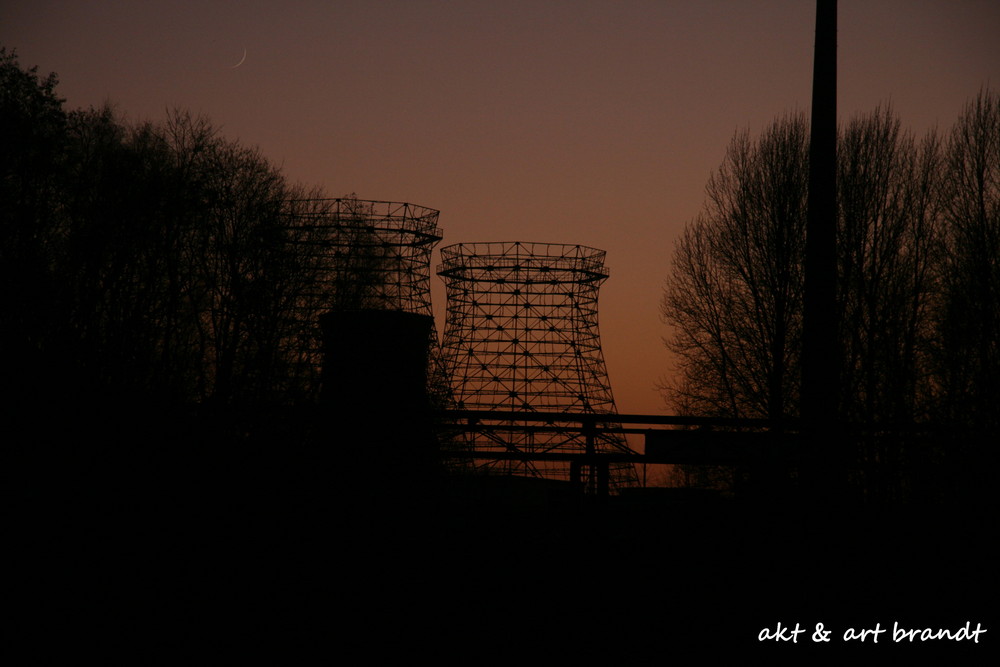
[11,430,996,662]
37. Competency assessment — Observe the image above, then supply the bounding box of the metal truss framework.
[437,242,639,492]
[283,198,442,398]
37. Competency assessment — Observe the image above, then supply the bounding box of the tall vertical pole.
[802,0,840,498]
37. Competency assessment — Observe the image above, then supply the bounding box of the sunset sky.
[5,0,999,415]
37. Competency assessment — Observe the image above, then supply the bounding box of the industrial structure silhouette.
[284,200,641,494]
[437,242,638,493]
[282,198,443,402]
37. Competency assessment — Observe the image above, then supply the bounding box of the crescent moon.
[231,49,247,69]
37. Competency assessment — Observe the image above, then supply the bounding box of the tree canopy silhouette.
[934,89,1000,437]
[661,92,999,501]
[1,49,333,426]
[661,113,808,424]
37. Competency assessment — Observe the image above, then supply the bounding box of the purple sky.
[5,0,999,415]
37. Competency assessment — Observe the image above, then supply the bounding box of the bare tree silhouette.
[1,52,345,427]
[661,114,808,425]
[934,89,1000,435]
[661,98,996,502]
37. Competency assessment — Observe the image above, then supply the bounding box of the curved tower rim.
[438,242,610,283]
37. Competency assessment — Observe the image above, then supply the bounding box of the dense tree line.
[661,90,999,501]
[1,48,342,428]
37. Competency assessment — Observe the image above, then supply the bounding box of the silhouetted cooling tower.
[284,198,443,402]
[437,241,638,492]
[285,198,443,487]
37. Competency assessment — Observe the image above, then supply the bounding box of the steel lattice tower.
[437,242,638,491]
[283,198,443,399]
[286,198,442,315]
